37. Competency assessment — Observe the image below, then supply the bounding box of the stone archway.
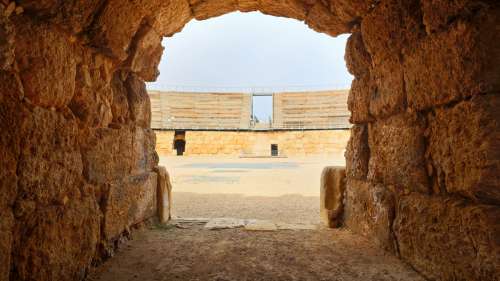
[0,1,499,281]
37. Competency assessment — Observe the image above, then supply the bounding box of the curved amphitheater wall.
[156,130,351,156]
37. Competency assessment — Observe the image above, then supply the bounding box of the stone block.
[69,50,114,128]
[347,76,374,124]
[259,0,308,21]
[126,26,163,81]
[343,179,396,253]
[420,0,494,33]
[0,208,13,281]
[132,127,159,175]
[369,55,406,118]
[152,0,192,36]
[0,83,27,209]
[15,21,77,109]
[102,172,158,240]
[320,167,346,228]
[345,125,369,180]
[110,72,131,124]
[345,31,371,78]
[81,127,134,184]
[237,0,259,12]
[90,0,146,60]
[306,2,349,37]
[191,0,237,20]
[17,0,102,34]
[126,74,151,128]
[427,94,500,204]
[11,193,100,281]
[361,0,425,63]
[394,192,500,281]
[368,112,429,193]
[404,7,500,110]
[17,107,83,208]
[154,166,173,223]
[0,7,15,71]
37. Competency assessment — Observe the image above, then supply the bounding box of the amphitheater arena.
[149,90,351,157]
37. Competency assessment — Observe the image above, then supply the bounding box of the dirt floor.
[160,155,345,224]
[87,224,424,281]
[88,155,425,281]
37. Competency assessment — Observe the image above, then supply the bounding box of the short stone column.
[320,166,346,228]
[154,166,173,223]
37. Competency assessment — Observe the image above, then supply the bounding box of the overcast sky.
[147,11,352,120]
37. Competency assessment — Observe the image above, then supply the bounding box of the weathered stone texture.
[369,56,406,118]
[320,167,346,228]
[110,72,131,124]
[404,6,500,110]
[16,107,83,208]
[345,31,374,123]
[16,0,103,34]
[367,113,429,193]
[151,0,192,36]
[81,127,135,184]
[345,125,369,180]
[89,0,148,60]
[126,74,152,128]
[102,172,157,240]
[426,94,500,204]
[361,0,425,63]
[15,21,78,109]
[0,209,14,281]
[11,193,101,281]
[343,180,397,253]
[306,2,349,36]
[345,31,371,80]
[126,26,163,81]
[0,6,15,71]
[132,127,159,175]
[420,0,498,34]
[154,166,173,223]
[259,0,308,20]
[69,50,114,128]
[347,77,373,124]
[394,192,500,281]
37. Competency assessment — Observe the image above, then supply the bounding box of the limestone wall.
[156,130,350,156]
[343,2,500,281]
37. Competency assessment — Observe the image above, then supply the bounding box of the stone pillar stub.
[154,166,173,223]
[320,166,346,228]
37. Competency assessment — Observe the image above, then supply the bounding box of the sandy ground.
[88,225,425,281]
[88,155,424,281]
[159,155,346,223]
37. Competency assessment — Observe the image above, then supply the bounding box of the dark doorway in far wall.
[271,144,279,156]
[174,130,186,156]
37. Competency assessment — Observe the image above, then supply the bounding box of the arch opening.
[148,11,352,223]
[1,0,499,280]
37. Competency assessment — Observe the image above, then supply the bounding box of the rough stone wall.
[0,2,161,280]
[0,0,499,280]
[343,1,500,280]
[156,130,350,156]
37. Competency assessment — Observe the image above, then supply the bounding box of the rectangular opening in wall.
[252,94,273,129]
[173,130,186,156]
[271,144,279,156]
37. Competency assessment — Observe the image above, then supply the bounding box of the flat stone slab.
[244,220,278,231]
[205,218,255,230]
[202,218,319,231]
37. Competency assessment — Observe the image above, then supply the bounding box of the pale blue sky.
[147,11,352,120]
